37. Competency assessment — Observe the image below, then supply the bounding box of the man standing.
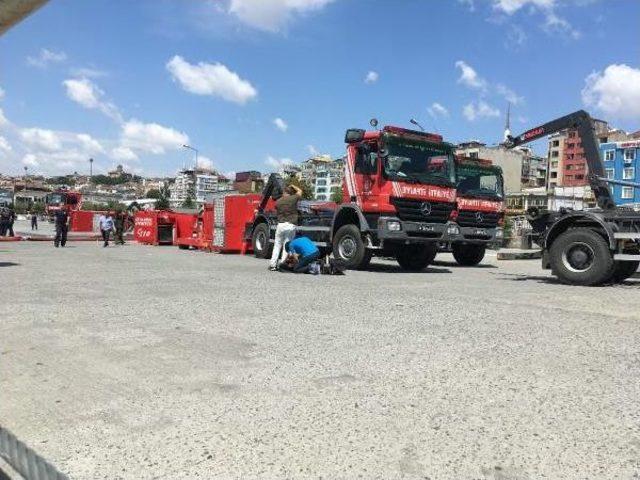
[53,204,69,248]
[98,212,114,247]
[269,183,302,271]
[30,210,38,230]
[114,211,126,245]
[282,236,321,273]
[0,207,9,236]
[7,205,16,237]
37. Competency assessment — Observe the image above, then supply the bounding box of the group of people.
[52,203,128,248]
[268,184,341,275]
[0,205,17,237]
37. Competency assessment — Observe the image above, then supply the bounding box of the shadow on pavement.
[366,263,452,274]
[0,262,20,267]
[432,260,497,269]
[498,271,640,287]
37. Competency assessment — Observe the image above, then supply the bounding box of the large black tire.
[332,224,369,269]
[452,244,486,266]
[395,243,437,272]
[610,260,639,283]
[252,223,272,259]
[549,228,614,286]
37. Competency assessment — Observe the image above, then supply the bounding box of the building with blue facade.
[600,135,640,206]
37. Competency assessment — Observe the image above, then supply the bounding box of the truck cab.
[45,190,82,221]
[446,156,505,265]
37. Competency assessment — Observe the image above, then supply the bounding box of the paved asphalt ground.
[1,225,640,479]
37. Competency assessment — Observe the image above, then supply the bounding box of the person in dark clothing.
[53,205,69,248]
[30,211,38,230]
[114,211,126,245]
[0,207,9,236]
[7,206,16,237]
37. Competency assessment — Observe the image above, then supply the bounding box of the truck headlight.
[387,220,402,231]
[495,228,503,239]
[447,224,460,235]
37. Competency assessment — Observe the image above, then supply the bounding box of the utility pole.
[182,144,198,172]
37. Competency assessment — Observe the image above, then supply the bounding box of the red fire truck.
[249,125,464,271]
[441,157,505,265]
[44,190,83,221]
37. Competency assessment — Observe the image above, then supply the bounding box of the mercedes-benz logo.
[421,202,432,216]
[475,211,484,223]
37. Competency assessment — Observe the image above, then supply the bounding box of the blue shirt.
[287,237,318,257]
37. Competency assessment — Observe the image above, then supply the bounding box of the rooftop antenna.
[503,102,511,142]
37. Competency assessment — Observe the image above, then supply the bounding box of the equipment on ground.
[503,110,640,285]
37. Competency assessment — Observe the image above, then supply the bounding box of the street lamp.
[182,144,199,171]
[410,118,425,132]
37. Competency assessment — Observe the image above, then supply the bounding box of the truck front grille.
[390,197,454,224]
[457,210,500,228]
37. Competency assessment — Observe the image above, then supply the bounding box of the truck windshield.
[382,136,453,186]
[46,193,65,204]
[456,166,504,200]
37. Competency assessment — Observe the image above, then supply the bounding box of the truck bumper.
[377,217,463,243]
[456,226,503,247]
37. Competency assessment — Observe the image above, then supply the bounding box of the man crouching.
[281,236,320,273]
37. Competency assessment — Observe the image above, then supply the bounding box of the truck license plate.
[474,229,487,235]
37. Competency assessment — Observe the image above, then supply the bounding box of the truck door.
[347,142,378,209]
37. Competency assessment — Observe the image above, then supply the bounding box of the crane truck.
[250,124,476,271]
[504,110,640,285]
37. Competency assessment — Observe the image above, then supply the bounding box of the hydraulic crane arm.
[258,173,284,213]
[504,110,615,210]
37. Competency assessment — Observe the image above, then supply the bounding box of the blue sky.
[1,0,639,177]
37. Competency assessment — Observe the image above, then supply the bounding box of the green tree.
[145,189,161,199]
[285,176,313,200]
[330,188,344,204]
[181,185,195,208]
[155,184,171,210]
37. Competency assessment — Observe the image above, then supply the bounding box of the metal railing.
[0,426,68,480]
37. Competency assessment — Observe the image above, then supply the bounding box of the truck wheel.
[332,224,368,269]
[549,228,614,286]
[396,244,437,272]
[252,223,272,259]
[452,244,486,266]
[610,260,639,283]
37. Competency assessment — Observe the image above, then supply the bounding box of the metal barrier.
[0,427,68,480]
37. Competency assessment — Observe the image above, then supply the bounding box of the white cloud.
[197,155,215,171]
[463,101,500,121]
[492,0,579,39]
[22,154,39,167]
[20,128,62,151]
[307,144,319,155]
[492,0,554,15]
[228,0,335,33]
[364,71,379,84]
[0,87,4,100]
[111,146,138,161]
[582,64,640,120]
[496,83,524,105]
[273,117,288,132]
[0,136,11,152]
[506,24,527,47]
[69,67,107,79]
[265,155,293,171]
[62,78,122,122]
[427,102,450,118]
[0,107,8,127]
[76,133,104,153]
[458,0,475,11]
[27,48,67,68]
[121,119,189,155]
[455,61,487,90]
[166,55,257,105]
